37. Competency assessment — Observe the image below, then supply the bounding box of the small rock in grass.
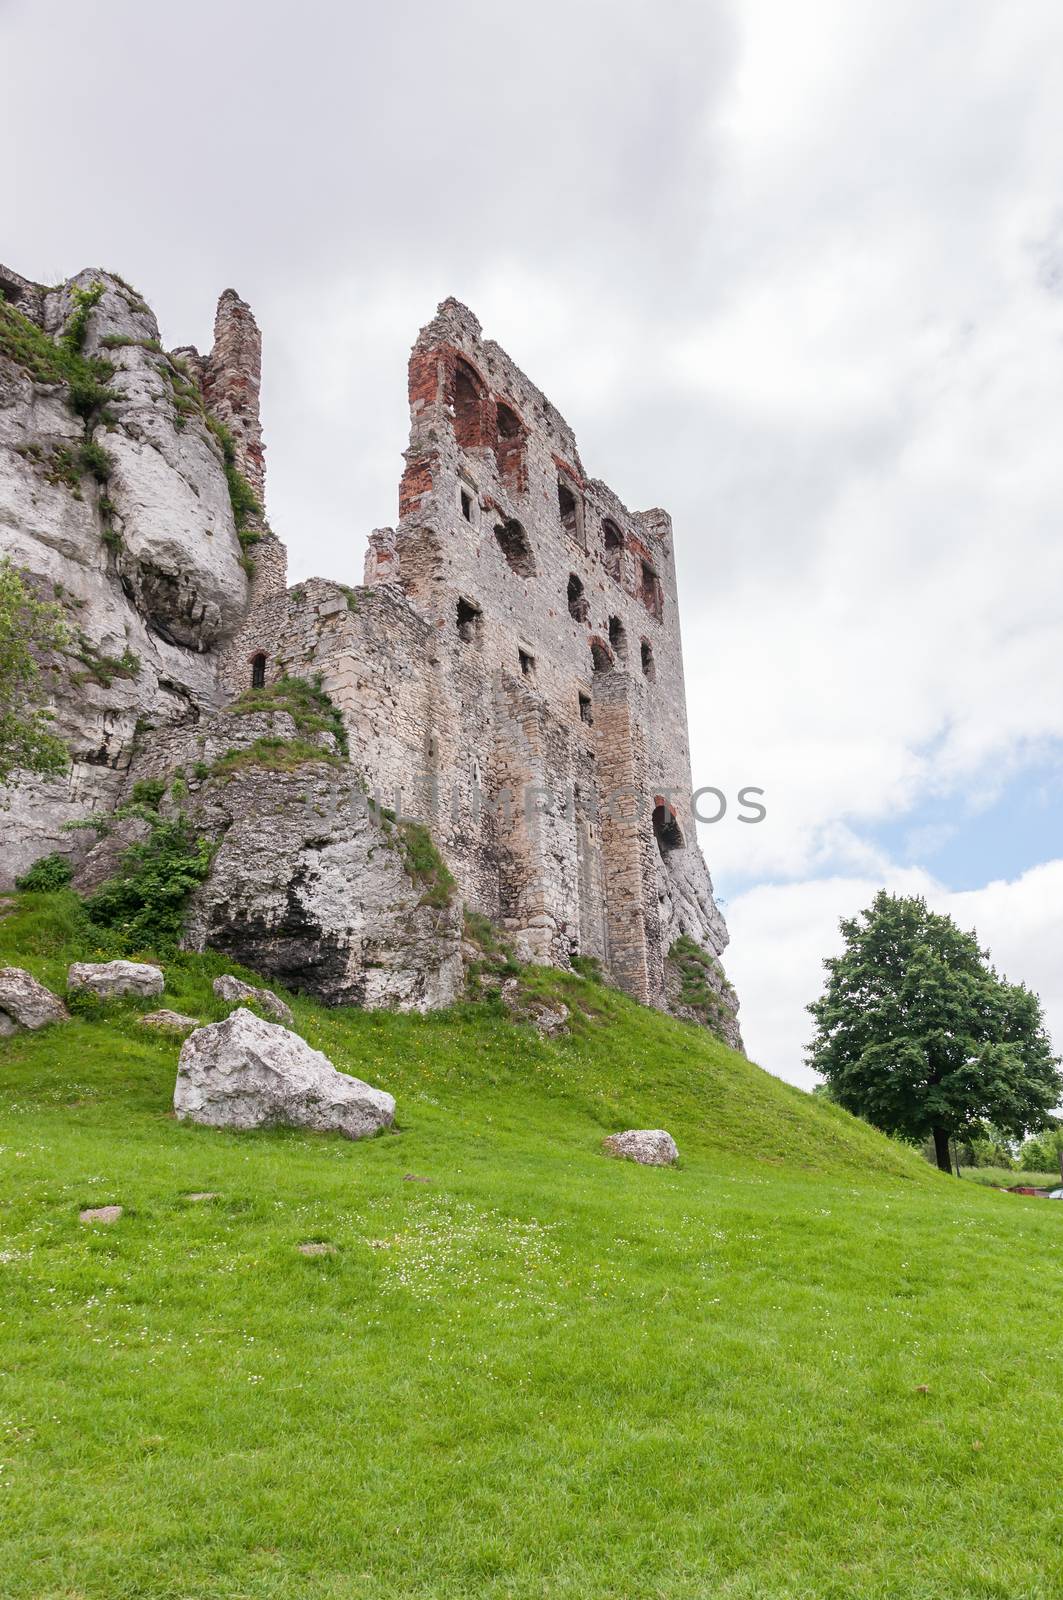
[603,1129,679,1167]
[298,1242,337,1257]
[0,967,69,1032]
[80,1205,123,1224]
[403,1173,431,1183]
[140,1010,200,1033]
[184,1191,219,1203]
[213,974,293,1025]
[68,960,164,999]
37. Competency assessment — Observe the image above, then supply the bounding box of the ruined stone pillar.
[202,289,266,508]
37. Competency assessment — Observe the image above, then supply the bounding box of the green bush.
[86,811,214,954]
[14,853,73,892]
[58,281,104,356]
[226,674,348,758]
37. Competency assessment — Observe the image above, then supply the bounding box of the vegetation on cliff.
[0,558,69,785]
[2,892,1063,1598]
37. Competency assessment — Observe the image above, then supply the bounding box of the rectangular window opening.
[456,596,483,645]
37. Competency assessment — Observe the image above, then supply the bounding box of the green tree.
[807,891,1061,1174]
[1018,1121,1063,1176]
[0,559,68,786]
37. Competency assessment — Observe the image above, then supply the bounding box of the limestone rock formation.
[0,268,251,882]
[213,975,294,1025]
[67,960,164,999]
[603,1129,679,1166]
[181,761,464,1013]
[174,1008,395,1138]
[0,968,69,1034]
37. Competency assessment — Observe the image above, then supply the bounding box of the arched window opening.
[250,652,266,689]
[639,559,664,621]
[453,359,486,449]
[590,638,613,674]
[558,475,585,547]
[456,596,483,646]
[652,802,683,857]
[494,401,526,491]
[608,615,627,660]
[495,519,537,577]
[602,518,623,581]
[567,573,589,622]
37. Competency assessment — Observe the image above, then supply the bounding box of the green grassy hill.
[2,893,1062,1600]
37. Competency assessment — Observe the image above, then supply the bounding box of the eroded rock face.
[182,760,464,1013]
[0,968,69,1032]
[174,1008,395,1138]
[67,960,164,999]
[213,974,293,1025]
[0,268,247,884]
[603,1129,679,1166]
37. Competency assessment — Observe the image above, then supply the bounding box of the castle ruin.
[0,265,738,1041]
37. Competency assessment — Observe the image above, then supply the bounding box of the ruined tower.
[223,296,735,1031]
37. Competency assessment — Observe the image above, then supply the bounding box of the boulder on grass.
[0,967,69,1034]
[68,961,164,1000]
[213,974,293,1025]
[603,1129,679,1166]
[174,1008,394,1139]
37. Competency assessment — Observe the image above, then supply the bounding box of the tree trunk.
[932,1126,953,1174]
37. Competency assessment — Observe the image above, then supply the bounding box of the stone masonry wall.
[221,298,734,1020]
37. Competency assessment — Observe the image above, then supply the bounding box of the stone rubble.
[139,1009,200,1032]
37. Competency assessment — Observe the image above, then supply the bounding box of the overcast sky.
[5,0,1061,1087]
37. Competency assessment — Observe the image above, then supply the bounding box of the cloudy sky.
[5,0,1061,1087]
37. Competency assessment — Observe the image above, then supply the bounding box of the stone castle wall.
[221,299,732,1011]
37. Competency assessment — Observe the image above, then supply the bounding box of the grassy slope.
[1,894,1062,1600]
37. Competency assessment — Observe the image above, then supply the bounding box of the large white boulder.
[174,1008,395,1139]
[67,960,164,999]
[0,967,69,1034]
[603,1129,679,1166]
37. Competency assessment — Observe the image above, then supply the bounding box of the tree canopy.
[0,558,68,787]
[807,890,1061,1173]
